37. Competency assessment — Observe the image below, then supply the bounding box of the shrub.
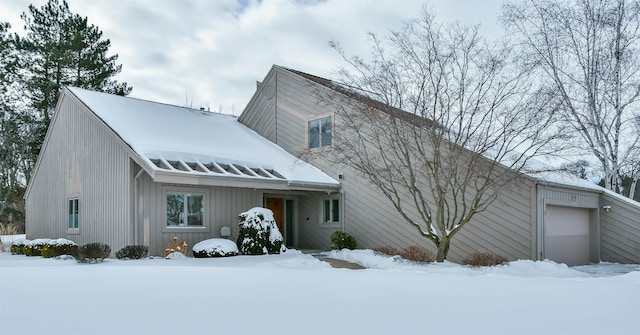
[41,238,77,258]
[116,245,149,259]
[73,243,111,263]
[237,207,286,255]
[373,246,400,257]
[0,223,18,236]
[399,246,434,263]
[463,252,508,267]
[193,238,239,258]
[330,231,357,250]
[164,237,188,258]
[23,238,52,256]
[374,245,434,263]
[10,238,30,255]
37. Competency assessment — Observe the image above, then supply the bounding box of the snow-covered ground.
[1,237,639,335]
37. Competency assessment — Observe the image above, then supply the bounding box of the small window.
[167,192,204,227]
[68,198,79,230]
[322,198,340,223]
[309,117,332,149]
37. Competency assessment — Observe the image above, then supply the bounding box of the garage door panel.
[545,235,590,265]
[545,205,591,266]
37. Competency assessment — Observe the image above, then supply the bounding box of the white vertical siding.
[25,90,132,255]
[237,70,278,142]
[136,173,262,256]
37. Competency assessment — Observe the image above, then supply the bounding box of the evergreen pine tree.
[0,22,26,230]
[16,0,131,173]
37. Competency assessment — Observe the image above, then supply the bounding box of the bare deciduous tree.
[322,8,564,261]
[503,0,640,197]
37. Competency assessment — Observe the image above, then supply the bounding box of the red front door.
[265,197,284,232]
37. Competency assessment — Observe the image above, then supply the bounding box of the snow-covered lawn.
[1,239,639,335]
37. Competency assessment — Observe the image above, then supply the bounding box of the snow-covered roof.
[521,156,604,192]
[67,87,340,190]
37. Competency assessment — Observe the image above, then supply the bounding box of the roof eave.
[535,179,603,194]
[151,170,339,192]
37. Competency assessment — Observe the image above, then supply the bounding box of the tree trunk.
[435,239,450,262]
[630,177,638,200]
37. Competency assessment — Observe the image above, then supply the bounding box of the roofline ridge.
[66,86,222,115]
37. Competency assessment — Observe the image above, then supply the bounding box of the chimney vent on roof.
[199,107,205,111]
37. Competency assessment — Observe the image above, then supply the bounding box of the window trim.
[67,196,80,235]
[320,196,341,227]
[308,115,333,149]
[162,186,210,233]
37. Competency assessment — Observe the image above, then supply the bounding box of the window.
[68,198,79,230]
[323,198,340,223]
[309,117,332,148]
[167,192,204,227]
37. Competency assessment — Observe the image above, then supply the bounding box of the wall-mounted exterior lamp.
[602,205,612,212]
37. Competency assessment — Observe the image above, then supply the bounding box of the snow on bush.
[24,238,52,256]
[41,238,77,258]
[10,238,30,255]
[193,238,239,258]
[236,207,286,255]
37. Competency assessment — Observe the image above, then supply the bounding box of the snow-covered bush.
[236,207,286,255]
[115,245,149,259]
[73,242,111,263]
[330,231,357,250]
[10,238,30,255]
[23,238,52,256]
[193,238,239,258]
[41,238,77,258]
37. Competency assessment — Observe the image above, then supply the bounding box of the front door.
[265,197,284,232]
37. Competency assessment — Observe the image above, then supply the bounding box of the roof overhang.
[138,153,340,192]
[150,170,340,192]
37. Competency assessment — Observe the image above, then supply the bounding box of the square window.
[167,192,204,227]
[322,198,340,224]
[309,117,332,149]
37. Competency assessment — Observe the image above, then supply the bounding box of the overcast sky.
[1,0,504,115]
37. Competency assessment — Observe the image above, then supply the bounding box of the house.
[25,65,640,264]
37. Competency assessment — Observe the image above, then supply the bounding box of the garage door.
[545,205,591,266]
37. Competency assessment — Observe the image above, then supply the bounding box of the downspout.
[340,186,345,232]
[133,168,145,245]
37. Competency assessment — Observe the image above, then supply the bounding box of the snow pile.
[1,248,639,335]
[193,238,239,257]
[325,249,600,278]
[237,207,286,255]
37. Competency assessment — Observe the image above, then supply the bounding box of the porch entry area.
[264,197,295,247]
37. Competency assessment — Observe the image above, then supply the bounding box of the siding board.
[600,192,640,263]
[237,66,537,262]
[26,90,132,254]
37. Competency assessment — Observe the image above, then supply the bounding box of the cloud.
[1,0,502,114]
